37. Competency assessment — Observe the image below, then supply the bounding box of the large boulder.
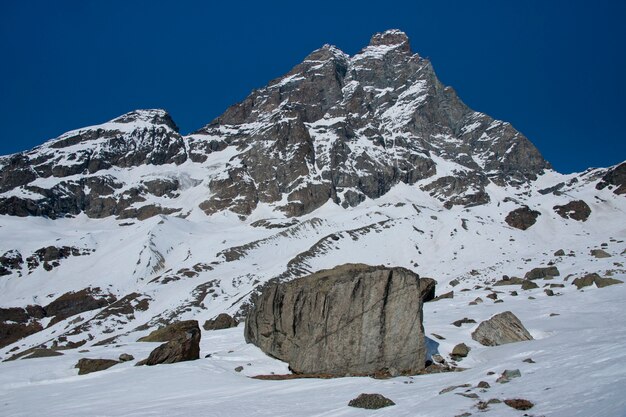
[138,320,201,366]
[471,311,533,346]
[245,264,425,376]
[505,206,540,230]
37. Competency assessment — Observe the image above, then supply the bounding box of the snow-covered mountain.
[0,30,625,416]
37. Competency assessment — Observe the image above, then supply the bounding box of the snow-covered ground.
[0,165,625,416]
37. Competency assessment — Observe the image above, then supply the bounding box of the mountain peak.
[368,29,411,53]
[110,109,178,132]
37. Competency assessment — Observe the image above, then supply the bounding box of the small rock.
[118,353,134,362]
[476,381,491,389]
[456,392,479,399]
[554,249,565,256]
[523,358,536,363]
[544,289,555,296]
[455,413,472,417]
[452,318,477,327]
[439,384,472,395]
[494,299,504,303]
[348,393,395,409]
[504,398,534,410]
[595,277,624,288]
[486,293,498,300]
[75,358,120,375]
[487,398,502,404]
[521,280,539,290]
[591,249,611,258]
[510,291,518,296]
[234,366,244,372]
[431,333,446,340]
[525,266,560,280]
[451,343,471,359]
[432,354,445,363]
[549,313,560,317]
[496,369,521,383]
[203,313,238,331]
[449,279,460,287]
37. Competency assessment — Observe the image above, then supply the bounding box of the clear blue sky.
[1,1,624,173]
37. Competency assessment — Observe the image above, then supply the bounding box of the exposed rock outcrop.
[471,311,533,346]
[245,264,425,376]
[596,162,626,195]
[524,266,560,280]
[505,206,540,230]
[553,200,591,221]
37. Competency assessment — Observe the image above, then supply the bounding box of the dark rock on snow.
[505,206,540,230]
[203,313,238,331]
[504,398,534,410]
[138,320,201,366]
[348,393,395,409]
[245,264,425,376]
[590,249,611,258]
[75,358,120,375]
[553,200,591,221]
[524,266,560,280]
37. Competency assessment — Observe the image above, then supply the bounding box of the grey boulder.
[471,311,533,346]
[245,264,425,376]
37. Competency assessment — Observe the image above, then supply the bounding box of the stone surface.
[573,273,623,289]
[45,287,116,325]
[596,162,626,195]
[504,398,534,410]
[590,249,611,258]
[348,393,395,409]
[524,266,560,280]
[420,277,437,302]
[553,200,591,221]
[203,313,238,331]
[75,358,119,375]
[138,320,200,342]
[471,311,533,346]
[119,353,134,362]
[245,264,425,376]
[143,332,201,366]
[521,280,539,290]
[497,368,522,383]
[451,343,470,359]
[505,206,540,230]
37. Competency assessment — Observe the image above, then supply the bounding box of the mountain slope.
[0,29,625,417]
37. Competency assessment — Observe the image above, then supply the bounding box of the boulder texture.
[203,313,238,331]
[471,311,533,346]
[596,162,626,195]
[348,393,396,409]
[419,277,437,302]
[75,358,119,375]
[138,320,201,366]
[505,206,540,230]
[553,200,591,221]
[524,266,560,280]
[245,264,425,376]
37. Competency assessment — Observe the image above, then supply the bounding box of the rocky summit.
[0,30,625,417]
[0,30,553,220]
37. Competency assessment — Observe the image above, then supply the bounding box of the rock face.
[505,206,540,230]
[573,273,623,289]
[471,311,533,346]
[203,313,238,331]
[596,162,626,195]
[0,30,551,220]
[245,264,425,376]
[553,200,591,221]
[139,320,201,366]
[420,277,437,302]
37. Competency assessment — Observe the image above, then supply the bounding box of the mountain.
[0,30,625,417]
